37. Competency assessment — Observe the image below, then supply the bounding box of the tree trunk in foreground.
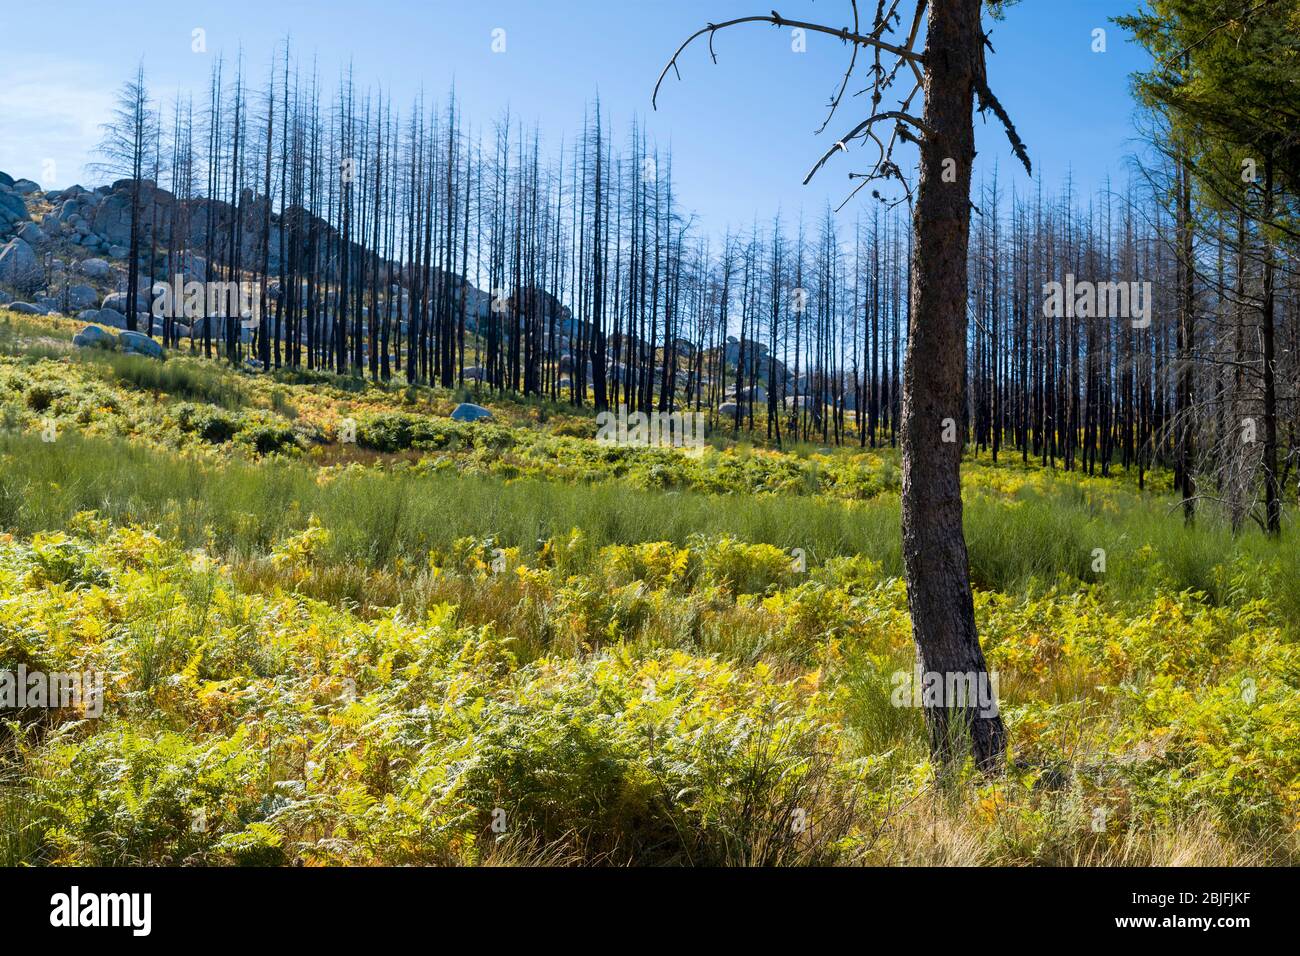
[901,0,1007,771]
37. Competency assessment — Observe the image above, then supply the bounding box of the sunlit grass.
[0,309,1296,866]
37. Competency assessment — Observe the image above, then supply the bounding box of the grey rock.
[0,191,28,224]
[78,257,111,279]
[174,251,205,282]
[0,238,43,292]
[73,325,115,349]
[66,283,98,310]
[10,179,39,195]
[101,291,149,314]
[117,330,165,359]
[727,385,767,403]
[90,191,132,245]
[15,221,46,246]
[450,402,493,423]
[107,245,129,259]
[8,302,49,315]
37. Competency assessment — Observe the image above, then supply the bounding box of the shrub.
[22,532,110,589]
[357,412,461,452]
[690,534,800,596]
[236,421,301,457]
[600,541,696,590]
[172,402,240,444]
[23,382,62,412]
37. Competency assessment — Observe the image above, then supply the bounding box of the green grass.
[1,311,1297,867]
[71,350,249,409]
[1,430,1292,622]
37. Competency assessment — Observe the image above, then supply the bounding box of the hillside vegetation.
[1,309,1296,865]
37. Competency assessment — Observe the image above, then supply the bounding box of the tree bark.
[901,0,1006,771]
[1261,155,1281,535]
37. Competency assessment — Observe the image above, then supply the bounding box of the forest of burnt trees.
[98,20,1298,531]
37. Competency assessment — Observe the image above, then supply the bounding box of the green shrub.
[356,412,457,452]
[236,421,301,457]
[172,402,240,444]
[23,532,110,589]
[24,383,62,412]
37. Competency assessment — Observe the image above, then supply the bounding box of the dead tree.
[655,0,1031,771]
[94,64,156,333]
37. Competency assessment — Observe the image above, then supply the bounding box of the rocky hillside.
[0,170,201,327]
[1,169,798,406]
[0,169,505,355]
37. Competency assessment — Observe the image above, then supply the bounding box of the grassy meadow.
[1,310,1296,865]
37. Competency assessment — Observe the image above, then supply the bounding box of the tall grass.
[0,786,43,866]
[76,351,249,409]
[0,313,74,362]
[0,431,1292,616]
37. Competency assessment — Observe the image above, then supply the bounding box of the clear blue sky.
[0,0,1151,232]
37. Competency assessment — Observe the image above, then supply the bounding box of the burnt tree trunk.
[1261,155,1281,535]
[901,0,1006,771]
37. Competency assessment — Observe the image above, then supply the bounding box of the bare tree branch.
[803,111,935,184]
[652,11,925,110]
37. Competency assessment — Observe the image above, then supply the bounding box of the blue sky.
[0,0,1151,231]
